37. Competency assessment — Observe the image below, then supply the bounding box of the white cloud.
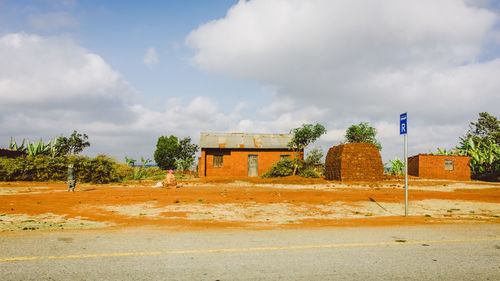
[143,47,159,66]
[0,33,135,116]
[186,0,500,161]
[4,0,500,166]
[0,33,138,156]
[28,12,78,31]
[0,33,314,161]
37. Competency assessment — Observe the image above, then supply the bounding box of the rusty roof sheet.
[200,133,292,149]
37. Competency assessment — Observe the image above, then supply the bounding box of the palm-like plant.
[457,137,500,176]
[140,156,152,168]
[124,156,136,167]
[9,137,26,151]
[386,157,405,175]
[25,139,52,156]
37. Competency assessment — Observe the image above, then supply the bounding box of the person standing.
[67,163,76,192]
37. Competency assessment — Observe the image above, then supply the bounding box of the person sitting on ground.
[162,170,177,188]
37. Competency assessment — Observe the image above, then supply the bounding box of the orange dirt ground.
[0,176,499,232]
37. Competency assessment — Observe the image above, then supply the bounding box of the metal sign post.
[400,113,408,216]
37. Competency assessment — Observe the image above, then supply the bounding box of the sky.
[1,0,499,165]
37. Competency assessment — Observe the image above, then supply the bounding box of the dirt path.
[1,177,499,232]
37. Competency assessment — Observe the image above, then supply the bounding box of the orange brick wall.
[325,143,383,181]
[198,149,297,177]
[407,155,419,177]
[408,154,470,181]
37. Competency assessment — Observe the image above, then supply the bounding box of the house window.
[280,155,291,161]
[444,159,454,171]
[213,155,223,167]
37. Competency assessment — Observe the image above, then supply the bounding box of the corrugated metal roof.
[200,133,292,149]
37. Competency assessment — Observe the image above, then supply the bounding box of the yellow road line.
[1,237,499,262]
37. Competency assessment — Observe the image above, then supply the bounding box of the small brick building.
[408,154,470,181]
[324,143,383,181]
[198,133,299,177]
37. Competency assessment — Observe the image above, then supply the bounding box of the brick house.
[198,133,299,177]
[408,154,470,181]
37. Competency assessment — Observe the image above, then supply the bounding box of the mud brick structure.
[198,133,300,177]
[408,154,470,181]
[324,143,383,181]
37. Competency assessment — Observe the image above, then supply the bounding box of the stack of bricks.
[325,143,383,181]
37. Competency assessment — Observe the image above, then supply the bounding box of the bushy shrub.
[108,164,166,182]
[88,155,119,183]
[262,158,322,179]
[33,156,68,181]
[0,157,23,181]
[0,154,121,183]
[115,164,134,181]
[262,159,295,178]
[298,169,320,178]
[132,167,149,181]
[147,167,167,179]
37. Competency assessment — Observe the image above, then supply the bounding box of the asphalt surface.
[1,224,499,280]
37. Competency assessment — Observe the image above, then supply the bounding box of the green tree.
[54,130,90,156]
[176,137,199,171]
[305,146,324,164]
[457,113,500,179]
[288,123,327,175]
[154,135,179,170]
[457,137,499,179]
[345,122,382,151]
[465,112,500,145]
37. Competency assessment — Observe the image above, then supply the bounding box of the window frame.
[213,155,223,167]
[444,159,454,171]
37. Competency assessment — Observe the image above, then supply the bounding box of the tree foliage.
[386,156,405,175]
[261,158,320,178]
[154,135,179,170]
[54,130,90,156]
[288,123,327,175]
[154,135,199,171]
[0,154,122,183]
[456,112,499,180]
[457,137,499,178]
[465,112,500,145]
[140,156,152,168]
[434,112,500,180]
[345,122,382,151]
[305,146,324,165]
[261,159,295,178]
[176,137,199,171]
[9,131,90,157]
[124,156,136,167]
[288,123,327,152]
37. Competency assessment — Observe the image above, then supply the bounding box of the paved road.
[1,224,499,280]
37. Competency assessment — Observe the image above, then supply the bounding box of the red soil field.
[0,176,499,232]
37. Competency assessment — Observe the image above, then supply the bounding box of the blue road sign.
[400,112,407,135]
